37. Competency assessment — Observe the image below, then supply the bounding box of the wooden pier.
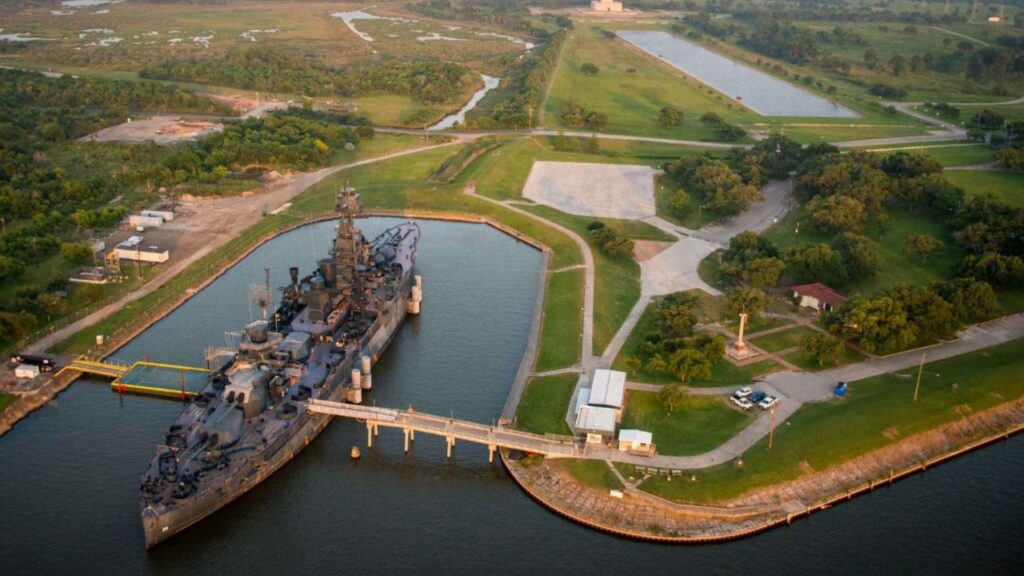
[305,399,581,462]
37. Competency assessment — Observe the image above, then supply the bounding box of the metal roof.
[589,369,625,409]
[575,405,617,434]
[618,429,653,445]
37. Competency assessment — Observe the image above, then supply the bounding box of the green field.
[749,325,820,353]
[620,391,754,456]
[535,269,584,372]
[641,338,1024,504]
[945,170,1024,208]
[516,374,577,435]
[543,25,751,140]
[854,143,996,167]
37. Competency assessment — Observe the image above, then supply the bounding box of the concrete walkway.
[595,313,1024,470]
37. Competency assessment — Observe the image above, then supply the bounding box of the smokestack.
[289,267,299,288]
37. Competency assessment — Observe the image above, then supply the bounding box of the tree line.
[140,46,472,104]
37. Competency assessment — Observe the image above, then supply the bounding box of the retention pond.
[617,30,859,118]
[0,218,1021,575]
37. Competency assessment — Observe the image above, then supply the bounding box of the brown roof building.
[791,282,846,313]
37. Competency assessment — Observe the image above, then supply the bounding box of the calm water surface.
[617,30,859,118]
[1,218,1021,575]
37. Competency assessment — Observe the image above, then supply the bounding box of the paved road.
[598,314,1024,470]
[25,141,458,354]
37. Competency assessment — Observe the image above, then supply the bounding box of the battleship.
[139,188,421,548]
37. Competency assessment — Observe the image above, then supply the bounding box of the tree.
[831,232,879,278]
[584,134,600,154]
[60,242,94,266]
[723,256,786,289]
[807,194,866,234]
[659,383,691,413]
[956,252,1024,288]
[725,287,771,319]
[0,255,26,282]
[580,62,600,75]
[668,348,714,383]
[934,278,999,323]
[669,188,689,216]
[800,332,844,367]
[886,284,960,342]
[707,183,763,217]
[832,296,917,354]
[655,292,701,338]
[658,106,684,127]
[902,234,942,263]
[888,53,906,75]
[784,244,849,287]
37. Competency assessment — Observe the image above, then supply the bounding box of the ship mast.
[334,186,367,311]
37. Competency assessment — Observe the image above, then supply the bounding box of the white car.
[734,386,753,398]
[730,395,754,410]
[758,396,778,410]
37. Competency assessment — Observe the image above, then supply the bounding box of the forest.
[140,46,472,104]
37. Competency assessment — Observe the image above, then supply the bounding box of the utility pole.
[768,405,776,450]
[913,352,927,402]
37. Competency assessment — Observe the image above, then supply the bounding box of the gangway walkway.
[61,355,210,398]
[305,399,582,462]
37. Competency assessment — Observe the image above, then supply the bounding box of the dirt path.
[25,141,457,355]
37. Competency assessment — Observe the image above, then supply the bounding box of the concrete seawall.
[1,209,553,437]
[501,397,1024,542]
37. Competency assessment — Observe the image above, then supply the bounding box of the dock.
[62,355,210,399]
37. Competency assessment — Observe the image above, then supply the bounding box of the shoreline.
[501,396,1024,542]
[0,209,551,438]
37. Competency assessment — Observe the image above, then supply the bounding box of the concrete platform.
[522,161,658,220]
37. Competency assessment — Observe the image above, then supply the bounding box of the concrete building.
[575,405,618,444]
[591,0,624,12]
[791,282,846,313]
[128,214,164,228]
[114,239,169,263]
[15,364,40,379]
[617,429,654,455]
[141,209,175,222]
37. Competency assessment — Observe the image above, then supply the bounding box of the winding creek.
[0,218,1021,574]
[430,74,501,130]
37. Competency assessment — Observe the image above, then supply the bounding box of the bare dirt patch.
[83,115,223,145]
[522,161,658,220]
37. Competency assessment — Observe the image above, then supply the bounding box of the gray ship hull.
[141,273,413,548]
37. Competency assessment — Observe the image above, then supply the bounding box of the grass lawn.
[535,269,584,372]
[762,205,965,295]
[515,374,577,435]
[784,344,867,371]
[0,393,16,414]
[544,25,753,140]
[462,137,702,202]
[621,391,754,456]
[520,204,674,356]
[641,337,1024,504]
[854,143,996,167]
[944,170,1024,208]
[558,459,623,491]
[749,325,820,353]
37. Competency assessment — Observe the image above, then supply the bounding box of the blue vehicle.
[750,390,767,403]
[834,381,848,397]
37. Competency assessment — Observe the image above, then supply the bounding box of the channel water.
[0,218,1020,575]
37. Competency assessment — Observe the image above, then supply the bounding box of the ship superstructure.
[139,189,421,547]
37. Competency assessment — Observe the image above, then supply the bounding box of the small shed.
[791,282,846,313]
[115,242,169,263]
[575,405,617,444]
[617,429,654,455]
[15,364,40,379]
[141,209,175,221]
[128,214,164,228]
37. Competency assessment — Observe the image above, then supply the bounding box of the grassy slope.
[0,392,16,414]
[561,459,623,490]
[944,170,1024,208]
[749,325,819,353]
[536,269,584,372]
[544,25,753,140]
[620,391,754,456]
[642,338,1024,504]
[853,143,996,167]
[516,374,577,435]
